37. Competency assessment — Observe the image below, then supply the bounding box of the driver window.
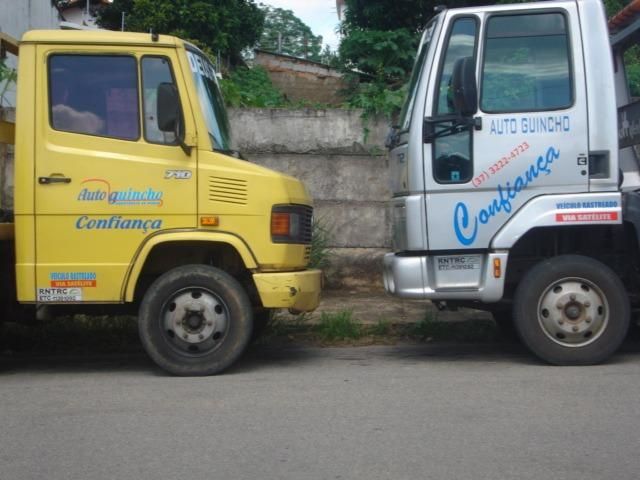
[433,17,477,184]
[49,55,139,140]
[141,56,177,145]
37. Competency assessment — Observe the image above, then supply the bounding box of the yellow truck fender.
[123,230,258,302]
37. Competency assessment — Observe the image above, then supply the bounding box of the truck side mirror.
[157,82,192,155]
[157,82,179,132]
[451,56,477,116]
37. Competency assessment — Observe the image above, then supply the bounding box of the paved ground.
[2,341,640,480]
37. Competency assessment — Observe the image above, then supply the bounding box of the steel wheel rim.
[160,287,230,357]
[537,276,608,348]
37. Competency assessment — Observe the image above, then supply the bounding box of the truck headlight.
[271,205,313,244]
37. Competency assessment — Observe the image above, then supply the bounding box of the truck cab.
[1,30,321,375]
[384,0,639,365]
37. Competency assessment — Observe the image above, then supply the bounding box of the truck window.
[185,49,231,151]
[432,16,477,184]
[141,56,178,145]
[49,55,140,140]
[481,12,572,113]
[435,17,477,114]
[398,18,436,132]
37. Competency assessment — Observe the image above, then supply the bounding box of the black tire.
[138,265,253,376]
[513,255,629,365]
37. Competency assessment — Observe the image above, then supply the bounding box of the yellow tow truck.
[0,30,321,375]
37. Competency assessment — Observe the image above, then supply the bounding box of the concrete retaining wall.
[229,108,391,291]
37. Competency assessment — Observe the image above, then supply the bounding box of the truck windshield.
[185,49,231,151]
[398,18,438,131]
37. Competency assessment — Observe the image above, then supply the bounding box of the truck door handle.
[38,175,72,185]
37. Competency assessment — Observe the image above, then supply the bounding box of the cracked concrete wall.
[230,108,389,155]
[229,108,392,291]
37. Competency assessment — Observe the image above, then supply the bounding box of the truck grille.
[208,176,248,205]
[299,205,313,244]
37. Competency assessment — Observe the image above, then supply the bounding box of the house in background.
[0,2,60,40]
[254,49,347,105]
[57,0,112,29]
[253,0,350,105]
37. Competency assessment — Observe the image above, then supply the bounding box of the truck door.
[34,46,197,302]
[425,5,589,250]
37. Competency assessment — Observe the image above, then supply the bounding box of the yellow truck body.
[1,30,321,375]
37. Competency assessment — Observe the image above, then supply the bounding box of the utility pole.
[277,32,282,54]
[121,12,126,31]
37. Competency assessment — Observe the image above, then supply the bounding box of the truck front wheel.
[138,265,253,376]
[513,255,629,365]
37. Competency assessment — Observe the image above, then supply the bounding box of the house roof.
[57,0,112,11]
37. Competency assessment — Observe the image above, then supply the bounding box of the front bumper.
[383,252,508,302]
[253,269,321,311]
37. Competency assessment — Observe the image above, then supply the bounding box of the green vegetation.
[220,67,285,108]
[259,6,323,62]
[308,219,333,271]
[368,319,392,336]
[338,0,487,123]
[345,82,406,139]
[0,60,17,107]
[0,309,504,356]
[316,311,361,341]
[97,0,264,65]
[88,1,640,124]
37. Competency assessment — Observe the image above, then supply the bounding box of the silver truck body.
[384,0,625,301]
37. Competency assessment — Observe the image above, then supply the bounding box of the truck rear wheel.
[138,265,253,376]
[513,255,629,365]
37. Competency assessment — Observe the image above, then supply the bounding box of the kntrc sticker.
[436,255,481,271]
[37,288,83,302]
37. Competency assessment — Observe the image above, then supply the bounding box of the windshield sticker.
[556,200,618,209]
[472,141,530,188]
[490,115,570,135]
[186,51,216,81]
[78,179,163,207]
[556,212,618,223]
[454,146,560,246]
[50,272,97,288]
[37,288,83,302]
[76,215,162,234]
